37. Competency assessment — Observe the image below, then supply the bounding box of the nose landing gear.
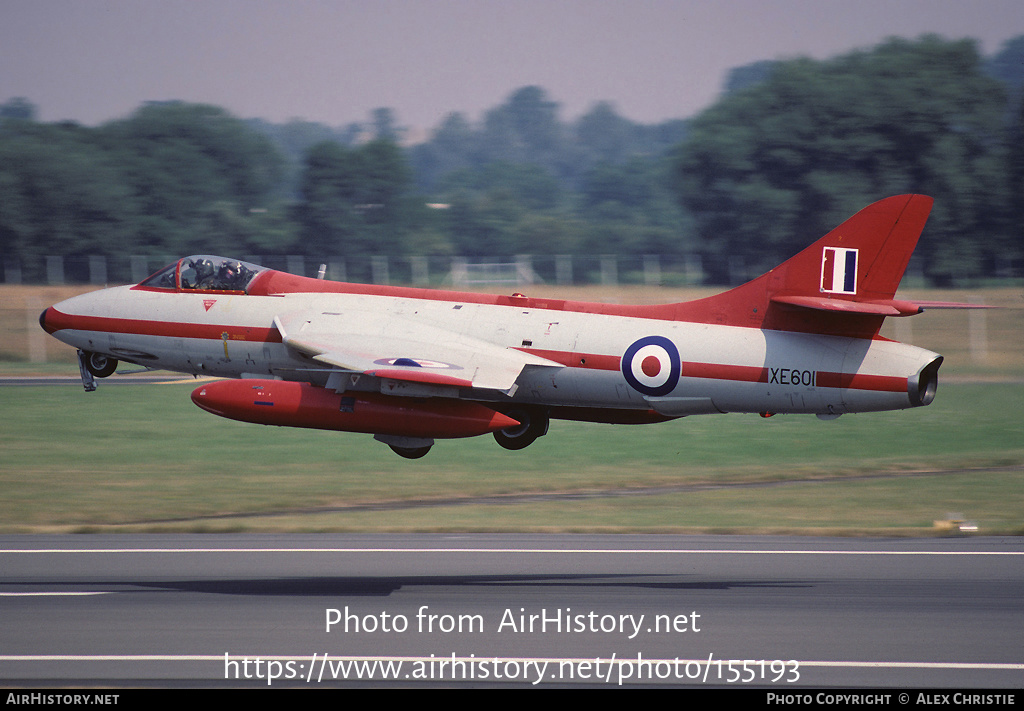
[77,350,118,391]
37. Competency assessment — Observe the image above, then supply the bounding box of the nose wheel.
[84,351,118,378]
[76,350,118,391]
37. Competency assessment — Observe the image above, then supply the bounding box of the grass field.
[2,283,1022,535]
[1,381,1020,535]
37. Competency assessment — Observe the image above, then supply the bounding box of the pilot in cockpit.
[193,259,217,289]
[139,256,264,292]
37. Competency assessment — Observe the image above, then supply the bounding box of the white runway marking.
[0,547,1022,555]
[0,591,111,596]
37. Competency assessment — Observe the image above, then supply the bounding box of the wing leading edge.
[273,310,561,393]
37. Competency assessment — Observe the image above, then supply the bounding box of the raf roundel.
[621,336,681,397]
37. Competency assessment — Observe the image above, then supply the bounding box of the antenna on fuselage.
[317,263,327,280]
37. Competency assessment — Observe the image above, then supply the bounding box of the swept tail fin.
[675,195,934,337]
[772,194,933,303]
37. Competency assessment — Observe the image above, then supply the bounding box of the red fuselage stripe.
[815,371,907,392]
[517,347,620,371]
[45,308,283,343]
[519,348,905,392]
[50,310,907,394]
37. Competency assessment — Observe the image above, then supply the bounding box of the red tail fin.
[774,194,932,302]
[674,195,934,337]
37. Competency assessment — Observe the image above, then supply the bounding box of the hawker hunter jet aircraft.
[42,194,950,458]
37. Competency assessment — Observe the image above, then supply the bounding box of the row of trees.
[2,34,1022,285]
[0,102,291,279]
[675,36,1022,284]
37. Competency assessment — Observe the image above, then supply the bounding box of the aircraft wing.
[273,310,561,392]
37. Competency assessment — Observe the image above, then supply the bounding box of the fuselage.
[37,197,951,457]
[40,274,942,421]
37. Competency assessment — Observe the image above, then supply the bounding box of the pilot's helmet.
[194,259,214,279]
[220,261,240,281]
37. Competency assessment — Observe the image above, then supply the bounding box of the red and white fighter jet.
[42,194,949,458]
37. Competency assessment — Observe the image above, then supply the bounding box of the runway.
[0,375,199,386]
[1,534,1021,688]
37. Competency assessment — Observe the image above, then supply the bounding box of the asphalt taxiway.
[1,534,1021,688]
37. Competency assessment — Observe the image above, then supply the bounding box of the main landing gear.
[374,434,434,459]
[388,444,433,459]
[374,409,549,458]
[493,407,549,451]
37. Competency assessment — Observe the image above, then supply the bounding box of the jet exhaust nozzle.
[908,356,943,407]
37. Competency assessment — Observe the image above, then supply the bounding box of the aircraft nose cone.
[39,307,53,334]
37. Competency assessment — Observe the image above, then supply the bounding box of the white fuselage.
[47,283,941,420]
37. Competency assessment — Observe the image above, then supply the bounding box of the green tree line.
[2,34,1022,285]
[675,36,1021,285]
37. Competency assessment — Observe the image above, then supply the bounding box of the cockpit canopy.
[138,256,267,293]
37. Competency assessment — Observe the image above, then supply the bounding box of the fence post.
[556,255,572,285]
[601,255,618,286]
[643,255,661,286]
[130,256,150,284]
[26,297,46,363]
[410,256,429,286]
[450,257,468,288]
[286,255,305,277]
[969,295,988,364]
[88,255,107,285]
[4,260,22,284]
[46,256,64,285]
[515,255,537,286]
[685,254,702,285]
[372,256,390,285]
[328,257,346,282]
[728,256,745,286]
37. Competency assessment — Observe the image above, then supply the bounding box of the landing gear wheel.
[84,351,118,378]
[493,408,549,451]
[389,444,432,459]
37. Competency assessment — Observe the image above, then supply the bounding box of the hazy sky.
[3,0,1024,134]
